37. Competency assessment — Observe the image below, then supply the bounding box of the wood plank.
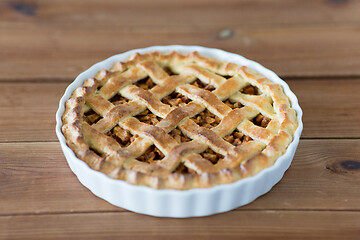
[0,211,359,240]
[0,140,360,215]
[2,1,359,237]
[0,83,68,142]
[287,78,360,139]
[0,142,120,215]
[1,0,359,27]
[0,79,358,142]
[0,24,360,80]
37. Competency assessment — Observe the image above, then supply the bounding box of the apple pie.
[62,51,298,190]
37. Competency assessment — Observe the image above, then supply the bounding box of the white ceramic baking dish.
[55,45,303,218]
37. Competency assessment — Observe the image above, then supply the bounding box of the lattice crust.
[62,51,298,190]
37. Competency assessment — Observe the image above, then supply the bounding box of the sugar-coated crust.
[62,51,298,190]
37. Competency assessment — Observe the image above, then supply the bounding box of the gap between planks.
[1,208,360,218]
[1,74,360,84]
[1,137,360,144]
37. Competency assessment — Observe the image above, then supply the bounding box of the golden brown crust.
[61,51,298,190]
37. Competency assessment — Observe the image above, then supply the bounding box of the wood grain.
[1,140,359,216]
[0,83,67,142]
[287,78,360,138]
[1,0,359,26]
[1,1,359,238]
[0,24,359,80]
[0,211,359,240]
[0,142,119,215]
[0,78,359,142]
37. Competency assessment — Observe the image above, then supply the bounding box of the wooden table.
[1,0,359,239]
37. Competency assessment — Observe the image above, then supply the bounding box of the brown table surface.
[1,0,360,239]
